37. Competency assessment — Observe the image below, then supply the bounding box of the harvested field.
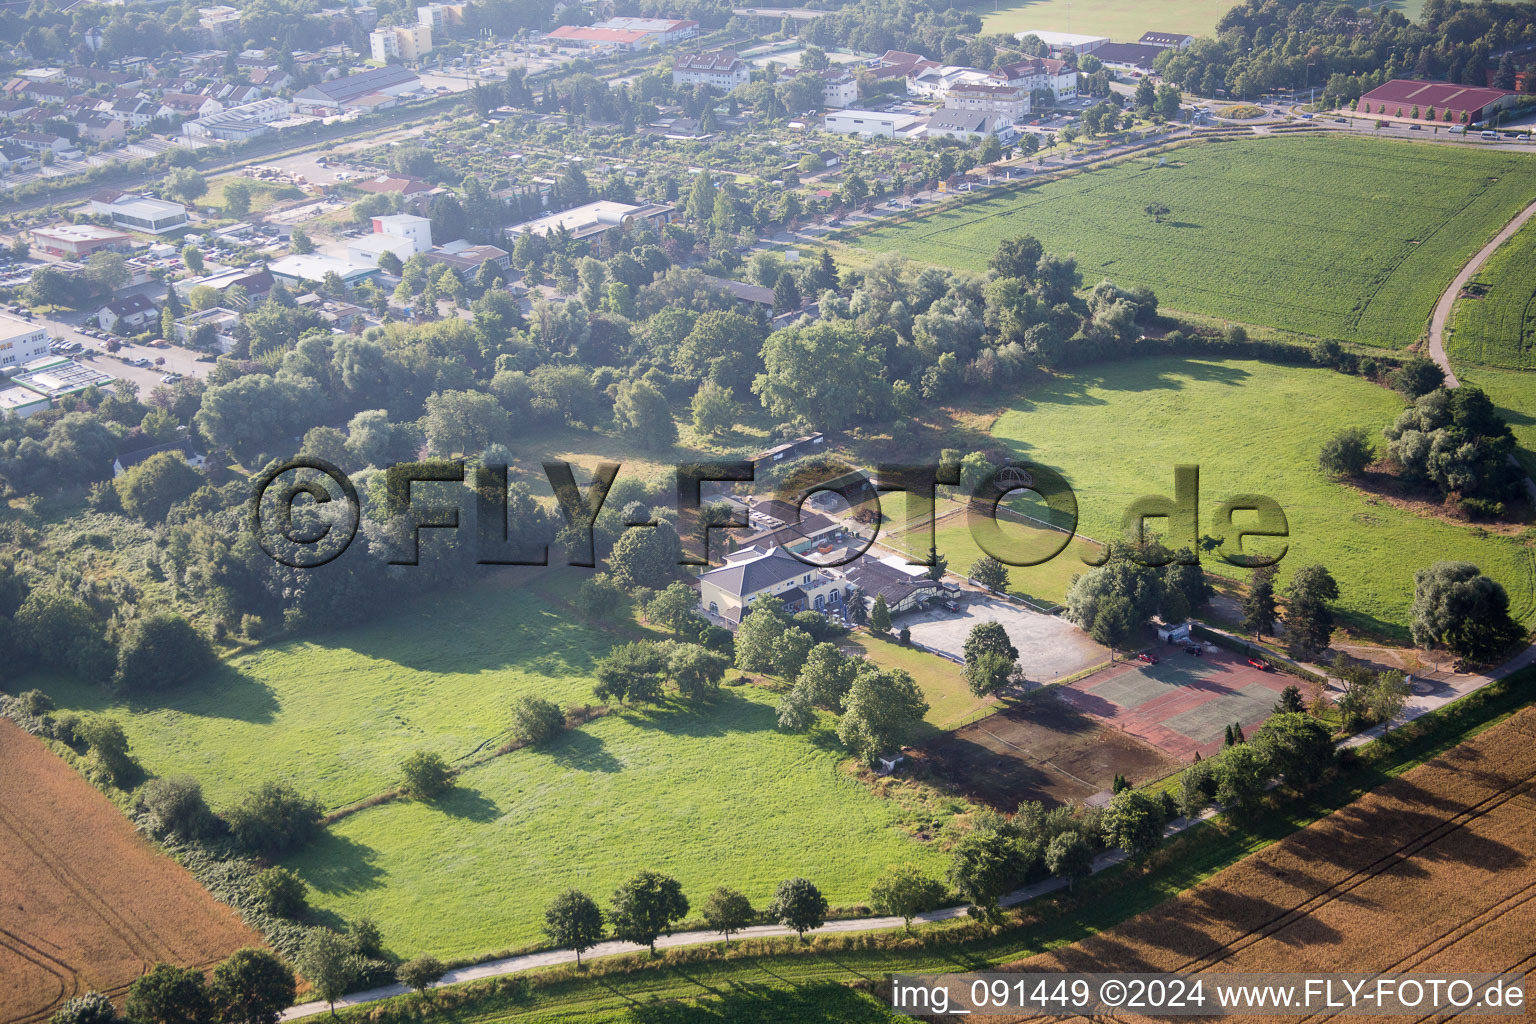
[1001,705,1536,1021]
[0,721,262,1024]
[919,692,1181,809]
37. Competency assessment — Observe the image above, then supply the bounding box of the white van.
[1481,130,1498,138]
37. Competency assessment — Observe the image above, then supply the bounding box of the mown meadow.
[850,136,1536,347]
[983,357,1536,636]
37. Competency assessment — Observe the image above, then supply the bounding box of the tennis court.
[1054,647,1297,760]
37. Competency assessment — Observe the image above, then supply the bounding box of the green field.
[1453,364,1536,478]
[27,582,621,810]
[974,0,1236,42]
[972,0,1427,41]
[1446,215,1536,369]
[982,357,1536,636]
[287,683,945,959]
[850,136,1536,347]
[24,578,950,961]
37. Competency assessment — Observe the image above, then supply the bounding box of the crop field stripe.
[1171,769,1536,975]
[851,137,1536,345]
[0,803,174,966]
[1286,880,1536,1024]
[0,925,76,1020]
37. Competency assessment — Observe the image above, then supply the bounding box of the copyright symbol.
[1100,980,1127,1007]
[249,457,360,569]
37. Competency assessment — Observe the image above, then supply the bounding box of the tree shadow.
[435,784,502,822]
[114,662,282,725]
[537,726,624,773]
[289,830,387,897]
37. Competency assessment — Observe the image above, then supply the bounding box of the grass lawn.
[844,633,990,731]
[972,0,1236,43]
[986,356,1536,636]
[284,683,948,960]
[847,136,1536,347]
[1446,214,1536,369]
[24,578,626,810]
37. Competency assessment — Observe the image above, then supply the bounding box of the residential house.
[423,240,511,280]
[71,111,126,144]
[172,306,241,352]
[696,545,845,622]
[1091,42,1163,73]
[157,92,224,120]
[924,109,1015,141]
[673,51,751,91]
[943,81,1029,121]
[820,68,858,108]
[1139,31,1194,49]
[97,293,159,334]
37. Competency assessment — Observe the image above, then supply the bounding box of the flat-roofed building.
[504,200,675,245]
[1011,29,1108,54]
[30,223,133,257]
[0,312,49,370]
[9,356,116,399]
[95,195,189,235]
[823,108,923,137]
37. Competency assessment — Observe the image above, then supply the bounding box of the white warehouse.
[823,109,924,138]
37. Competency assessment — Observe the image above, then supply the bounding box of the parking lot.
[893,595,1109,683]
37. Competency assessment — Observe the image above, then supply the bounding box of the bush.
[400,750,455,799]
[113,612,216,693]
[251,866,309,918]
[77,716,138,788]
[398,954,447,995]
[510,695,565,745]
[138,775,216,839]
[226,782,324,856]
[1389,357,1445,398]
[49,992,118,1024]
[1318,426,1374,478]
[17,689,54,715]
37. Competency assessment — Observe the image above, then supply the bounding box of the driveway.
[894,595,1108,683]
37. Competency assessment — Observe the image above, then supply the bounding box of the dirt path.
[1425,196,1536,387]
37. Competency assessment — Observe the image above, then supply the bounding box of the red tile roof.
[1358,79,1513,114]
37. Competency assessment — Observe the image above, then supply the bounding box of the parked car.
[1247,658,1271,671]
[1184,644,1203,656]
[1137,652,1159,664]
[160,372,183,384]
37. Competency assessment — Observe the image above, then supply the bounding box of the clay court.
[1055,646,1298,761]
[920,692,1182,810]
[0,721,262,1024]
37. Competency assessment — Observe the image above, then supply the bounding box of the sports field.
[1056,648,1294,760]
[1446,215,1536,369]
[850,136,1536,346]
[283,683,947,960]
[987,357,1536,636]
[921,690,1179,810]
[973,0,1429,40]
[0,722,262,1024]
[973,0,1234,41]
[1016,705,1536,993]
